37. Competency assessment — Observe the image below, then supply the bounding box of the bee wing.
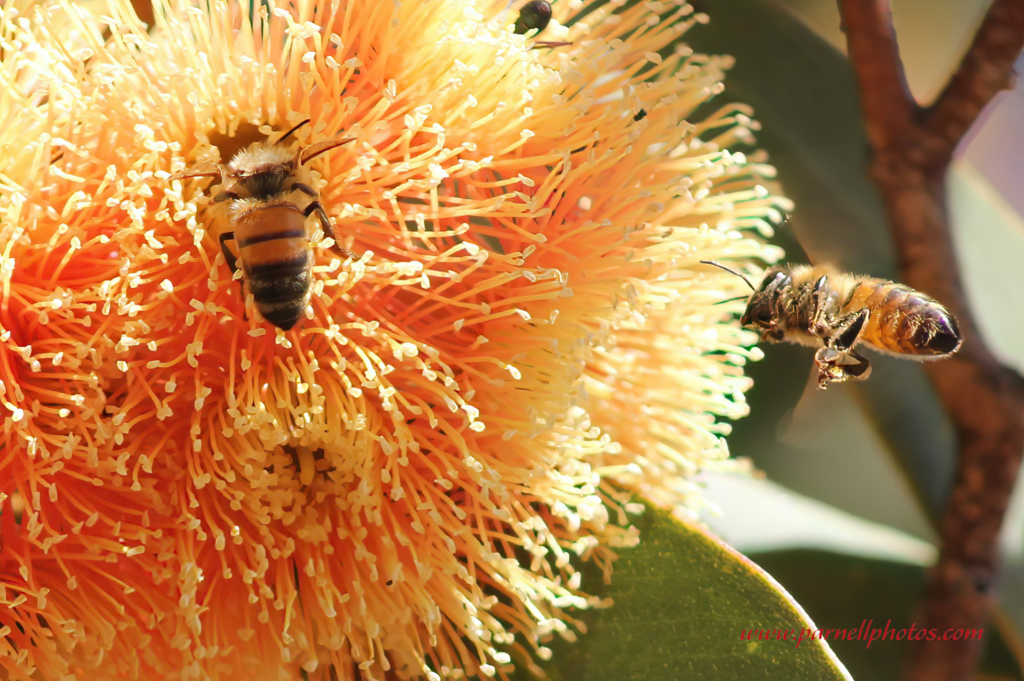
[300,137,355,166]
[170,162,223,181]
[787,211,881,273]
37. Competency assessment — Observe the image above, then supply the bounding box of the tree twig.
[837,1,1024,679]
[922,0,1024,170]
[839,0,918,147]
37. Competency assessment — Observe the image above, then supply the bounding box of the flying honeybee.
[172,120,353,330]
[702,261,963,389]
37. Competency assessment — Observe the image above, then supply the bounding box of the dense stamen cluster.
[0,0,785,678]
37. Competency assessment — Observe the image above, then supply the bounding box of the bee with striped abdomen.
[702,261,963,389]
[172,120,353,330]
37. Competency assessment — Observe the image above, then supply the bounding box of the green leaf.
[698,470,935,563]
[948,160,1024,376]
[519,505,852,681]
[752,550,1023,680]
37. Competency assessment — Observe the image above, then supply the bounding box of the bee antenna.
[299,137,356,166]
[700,260,756,292]
[276,119,311,144]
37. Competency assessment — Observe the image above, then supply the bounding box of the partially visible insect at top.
[701,261,963,389]
[171,120,354,331]
[515,0,552,33]
[513,1,571,49]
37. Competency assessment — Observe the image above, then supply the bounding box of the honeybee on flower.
[171,119,357,330]
[0,0,785,679]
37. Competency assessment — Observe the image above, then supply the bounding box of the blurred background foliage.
[529,0,1024,679]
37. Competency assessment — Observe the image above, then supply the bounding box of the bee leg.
[843,350,872,381]
[809,275,832,337]
[814,347,847,389]
[219,232,246,318]
[213,190,241,203]
[304,200,356,260]
[219,232,239,276]
[815,309,869,389]
[831,308,870,352]
[289,182,317,198]
[814,339,873,390]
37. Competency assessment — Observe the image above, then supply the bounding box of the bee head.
[739,266,792,335]
[229,145,295,173]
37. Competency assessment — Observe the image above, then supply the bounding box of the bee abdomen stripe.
[882,286,910,308]
[842,281,864,308]
[245,254,310,279]
[251,271,307,297]
[898,297,929,319]
[259,301,305,330]
[237,229,307,248]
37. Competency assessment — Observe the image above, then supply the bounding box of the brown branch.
[839,0,918,148]
[922,0,1024,170]
[837,1,1024,680]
